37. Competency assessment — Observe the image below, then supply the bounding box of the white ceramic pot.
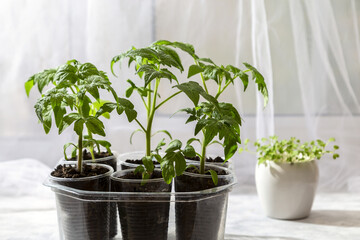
[255,160,319,220]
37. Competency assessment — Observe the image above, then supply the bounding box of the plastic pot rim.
[48,162,114,183]
[110,168,166,184]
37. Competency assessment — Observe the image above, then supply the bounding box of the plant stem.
[215,77,233,99]
[155,90,181,110]
[200,134,207,174]
[195,60,209,94]
[77,133,83,173]
[145,78,160,156]
[88,130,95,160]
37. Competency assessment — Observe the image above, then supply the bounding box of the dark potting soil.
[124,159,159,165]
[51,164,108,178]
[185,165,227,176]
[186,155,224,163]
[70,149,113,160]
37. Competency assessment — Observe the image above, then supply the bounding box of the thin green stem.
[87,130,95,160]
[77,133,83,173]
[135,118,146,133]
[141,96,148,111]
[200,134,207,174]
[155,90,182,110]
[215,77,234,99]
[145,79,160,156]
[195,60,209,93]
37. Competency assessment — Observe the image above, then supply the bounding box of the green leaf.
[199,58,215,65]
[95,102,117,118]
[63,142,77,160]
[152,40,196,58]
[54,64,78,86]
[53,106,66,128]
[59,113,81,134]
[224,142,238,161]
[166,139,182,153]
[203,127,218,146]
[208,170,218,185]
[81,96,92,118]
[130,129,144,144]
[187,138,201,145]
[85,116,105,136]
[74,119,85,136]
[25,76,34,97]
[142,156,155,173]
[243,62,268,107]
[42,105,52,134]
[183,144,196,158]
[160,155,175,184]
[78,63,99,79]
[187,65,204,78]
[173,152,186,176]
[152,130,172,140]
[134,165,145,175]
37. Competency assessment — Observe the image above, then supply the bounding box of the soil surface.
[118,170,163,180]
[185,165,227,176]
[51,164,108,178]
[186,156,224,163]
[125,159,159,165]
[70,149,112,160]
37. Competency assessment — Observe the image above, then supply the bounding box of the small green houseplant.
[108,41,197,240]
[149,40,269,240]
[25,60,117,239]
[252,136,339,219]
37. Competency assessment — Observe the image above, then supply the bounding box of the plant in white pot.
[25,60,118,240]
[251,136,339,220]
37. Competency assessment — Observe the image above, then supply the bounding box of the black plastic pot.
[50,163,113,240]
[111,169,172,240]
[175,164,235,240]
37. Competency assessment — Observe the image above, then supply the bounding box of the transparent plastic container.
[48,163,114,240]
[44,155,237,240]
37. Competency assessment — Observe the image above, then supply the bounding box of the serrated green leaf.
[85,116,105,136]
[54,64,78,86]
[95,102,117,117]
[53,106,66,128]
[243,62,268,107]
[59,113,81,134]
[78,62,99,79]
[74,119,85,136]
[188,65,204,78]
[42,105,52,134]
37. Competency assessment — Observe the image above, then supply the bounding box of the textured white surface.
[226,193,360,240]
[1,193,359,240]
[0,159,359,239]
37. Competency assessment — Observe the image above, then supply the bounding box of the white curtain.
[1,0,359,192]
